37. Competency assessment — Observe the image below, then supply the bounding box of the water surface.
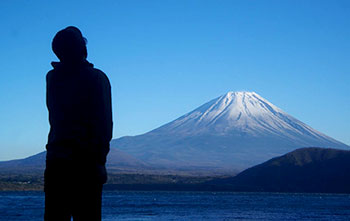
[1,191,350,220]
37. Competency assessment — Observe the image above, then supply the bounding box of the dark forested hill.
[208,147,350,193]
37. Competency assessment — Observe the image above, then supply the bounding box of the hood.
[51,59,94,69]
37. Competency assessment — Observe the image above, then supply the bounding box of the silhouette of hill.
[0,148,149,173]
[0,152,46,172]
[207,147,350,193]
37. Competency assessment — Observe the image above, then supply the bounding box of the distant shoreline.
[2,183,350,194]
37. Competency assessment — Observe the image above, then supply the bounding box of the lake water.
[0,191,350,220]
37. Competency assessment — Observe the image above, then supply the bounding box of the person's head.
[52,26,87,63]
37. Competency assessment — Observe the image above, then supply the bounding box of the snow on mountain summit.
[152,91,345,147]
[194,91,283,124]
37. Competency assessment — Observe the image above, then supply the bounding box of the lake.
[1,191,350,220]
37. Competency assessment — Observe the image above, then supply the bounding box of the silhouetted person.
[44,26,113,221]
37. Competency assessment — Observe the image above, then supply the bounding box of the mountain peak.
[223,91,258,100]
[218,91,277,112]
[225,91,256,95]
[173,91,284,135]
[152,91,346,149]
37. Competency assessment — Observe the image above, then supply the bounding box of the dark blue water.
[1,191,350,220]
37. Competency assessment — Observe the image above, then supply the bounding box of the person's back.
[44,26,113,221]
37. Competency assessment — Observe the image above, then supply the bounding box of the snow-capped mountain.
[111,92,348,172]
[152,91,343,145]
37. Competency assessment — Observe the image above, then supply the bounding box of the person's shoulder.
[89,67,111,86]
[46,68,56,82]
[46,62,63,81]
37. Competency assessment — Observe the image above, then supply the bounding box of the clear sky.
[0,0,349,161]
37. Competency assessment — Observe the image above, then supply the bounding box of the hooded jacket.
[46,60,113,167]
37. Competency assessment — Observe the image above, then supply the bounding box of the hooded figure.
[44,26,113,221]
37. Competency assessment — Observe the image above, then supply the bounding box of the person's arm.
[93,71,113,165]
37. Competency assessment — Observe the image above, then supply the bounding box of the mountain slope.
[208,147,350,193]
[0,148,148,173]
[111,92,348,171]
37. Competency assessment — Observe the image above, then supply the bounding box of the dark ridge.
[207,147,350,193]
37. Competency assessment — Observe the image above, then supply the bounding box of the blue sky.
[0,0,349,160]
